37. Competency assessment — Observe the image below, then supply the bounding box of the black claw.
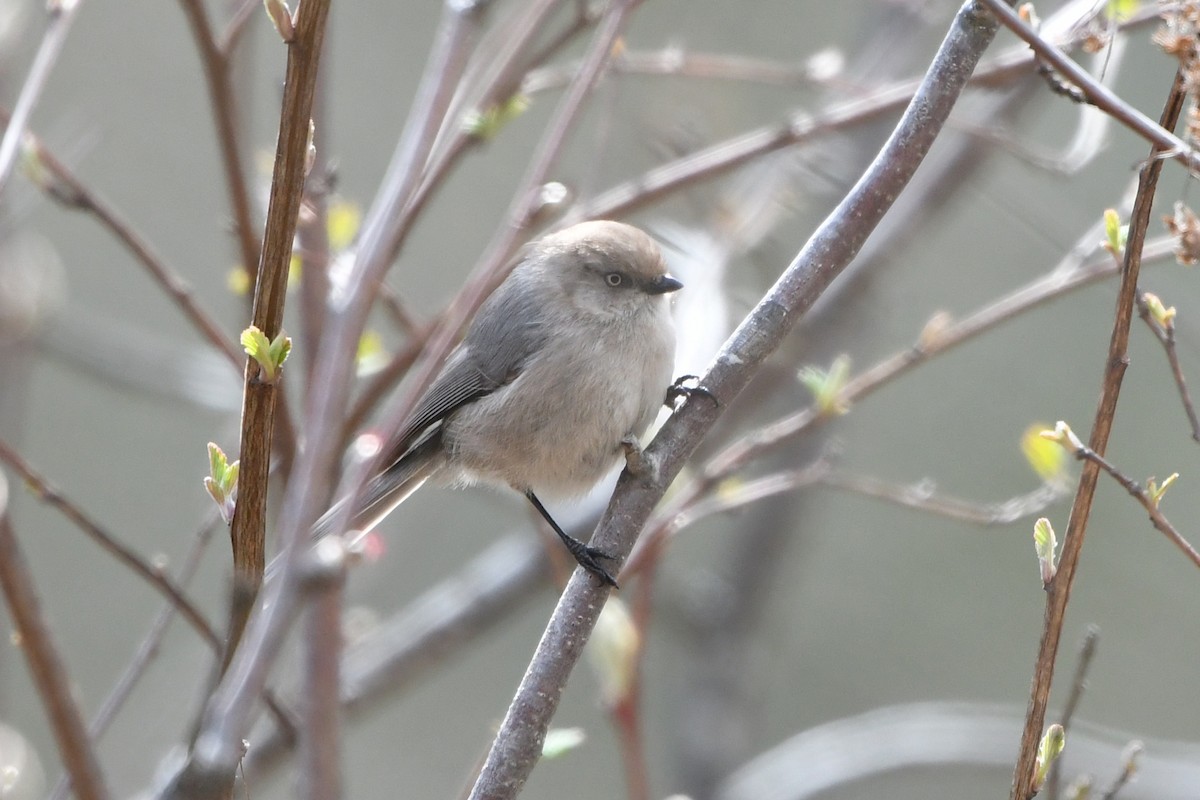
[666,374,717,409]
[559,535,620,588]
[525,490,619,588]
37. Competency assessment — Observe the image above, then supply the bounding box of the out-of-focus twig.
[0,473,111,800]
[240,534,546,782]
[298,540,347,800]
[0,437,219,647]
[0,0,84,197]
[177,0,260,281]
[47,514,226,800]
[11,116,241,367]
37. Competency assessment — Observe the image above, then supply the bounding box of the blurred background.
[0,1,1198,798]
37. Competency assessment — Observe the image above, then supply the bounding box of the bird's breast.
[442,307,675,497]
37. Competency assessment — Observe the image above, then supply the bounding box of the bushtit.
[332,220,682,585]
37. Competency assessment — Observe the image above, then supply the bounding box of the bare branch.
[0,473,111,800]
[0,0,84,196]
[1002,27,1189,799]
[468,4,1005,797]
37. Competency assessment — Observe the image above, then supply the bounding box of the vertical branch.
[467,3,1003,797]
[225,0,332,655]
[298,542,347,800]
[0,475,111,800]
[1009,68,1188,798]
[153,3,486,795]
[177,0,261,281]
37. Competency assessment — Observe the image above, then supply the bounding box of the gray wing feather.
[387,268,549,461]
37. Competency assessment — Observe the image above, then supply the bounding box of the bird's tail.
[265,435,442,582]
[314,433,442,540]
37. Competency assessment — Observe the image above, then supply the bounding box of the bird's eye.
[605,272,624,287]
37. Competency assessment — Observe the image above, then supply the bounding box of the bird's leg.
[665,374,717,409]
[525,491,618,588]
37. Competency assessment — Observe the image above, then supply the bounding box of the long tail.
[266,435,442,581]
[314,433,442,540]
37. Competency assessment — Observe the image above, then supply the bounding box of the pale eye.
[605,272,624,287]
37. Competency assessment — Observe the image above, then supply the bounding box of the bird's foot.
[558,533,619,588]
[665,374,717,410]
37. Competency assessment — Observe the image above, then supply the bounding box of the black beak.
[647,274,683,295]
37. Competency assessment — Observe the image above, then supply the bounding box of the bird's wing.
[388,271,549,458]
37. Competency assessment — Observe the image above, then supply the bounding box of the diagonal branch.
[467,3,1005,797]
[997,14,1190,800]
[0,474,111,800]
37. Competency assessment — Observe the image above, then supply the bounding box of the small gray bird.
[334,220,681,585]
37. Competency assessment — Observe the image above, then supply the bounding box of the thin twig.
[1135,293,1200,441]
[565,5,1162,225]
[298,541,348,800]
[217,0,259,55]
[468,5,1004,797]
[0,474,111,800]
[0,0,84,197]
[819,472,1067,527]
[522,47,847,94]
[13,120,241,367]
[1067,442,1200,568]
[979,0,1200,172]
[238,535,546,781]
[387,0,585,271]
[47,514,223,800]
[1046,625,1100,800]
[0,438,219,648]
[1002,34,1189,800]
[1099,741,1142,800]
[177,0,261,281]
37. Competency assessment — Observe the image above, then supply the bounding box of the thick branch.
[467,4,1003,797]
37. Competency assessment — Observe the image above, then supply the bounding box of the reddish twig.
[994,11,1189,793]
[0,474,111,800]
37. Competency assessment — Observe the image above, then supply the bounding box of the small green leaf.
[1105,0,1138,23]
[204,443,239,524]
[1147,473,1178,508]
[798,355,852,417]
[263,0,295,41]
[1033,723,1066,792]
[1033,517,1058,586]
[462,94,531,140]
[327,199,361,251]
[1102,209,1127,255]
[1142,291,1176,330]
[241,325,291,382]
[1021,423,1067,485]
[542,728,586,759]
[1039,420,1083,452]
